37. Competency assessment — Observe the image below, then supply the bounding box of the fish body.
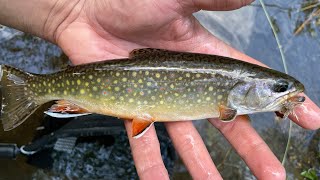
[0,48,305,137]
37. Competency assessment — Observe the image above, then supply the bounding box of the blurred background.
[0,0,319,179]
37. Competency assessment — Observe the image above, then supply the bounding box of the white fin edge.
[44,111,91,118]
[133,122,154,139]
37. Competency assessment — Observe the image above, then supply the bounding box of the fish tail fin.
[0,65,39,131]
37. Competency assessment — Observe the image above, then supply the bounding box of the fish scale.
[0,48,305,137]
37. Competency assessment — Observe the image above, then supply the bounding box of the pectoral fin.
[218,105,237,121]
[132,117,154,138]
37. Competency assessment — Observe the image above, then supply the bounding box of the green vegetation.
[301,168,318,180]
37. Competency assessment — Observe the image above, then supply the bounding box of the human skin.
[1,0,319,179]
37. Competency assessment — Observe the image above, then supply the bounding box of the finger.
[209,116,286,180]
[124,121,169,180]
[165,121,223,180]
[289,96,320,130]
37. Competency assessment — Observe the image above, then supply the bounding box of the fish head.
[228,75,305,114]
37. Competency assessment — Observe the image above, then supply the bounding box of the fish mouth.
[265,88,305,111]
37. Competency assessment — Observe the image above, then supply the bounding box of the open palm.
[42,0,320,179]
[55,0,249,63]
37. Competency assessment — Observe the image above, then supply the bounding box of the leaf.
[301,168,318,180]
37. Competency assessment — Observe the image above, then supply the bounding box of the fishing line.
[258,0,291,166]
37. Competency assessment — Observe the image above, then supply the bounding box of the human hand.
[2,0,320,179]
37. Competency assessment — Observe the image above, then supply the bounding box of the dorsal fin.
[129,48,173,58]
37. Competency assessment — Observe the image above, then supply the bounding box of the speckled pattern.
[0,48,304,131]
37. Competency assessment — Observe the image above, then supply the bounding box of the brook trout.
[0,48,305,137]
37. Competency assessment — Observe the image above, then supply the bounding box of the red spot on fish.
[127,88,133,93]
[102,90,108,96]
[160,87,165,91]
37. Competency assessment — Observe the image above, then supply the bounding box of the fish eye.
[273,80,289,93]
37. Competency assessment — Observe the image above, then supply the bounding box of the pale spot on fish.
[218,95,222,100]
[209,86,214,91]
[77,80,81,85]
[89,75,93,80]
[80,89,85,94]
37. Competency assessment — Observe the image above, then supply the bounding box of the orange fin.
[132,116,154,138]
[219,105,237,121]
[48,100,89,114]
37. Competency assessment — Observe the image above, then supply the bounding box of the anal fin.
[45,100,91,118]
